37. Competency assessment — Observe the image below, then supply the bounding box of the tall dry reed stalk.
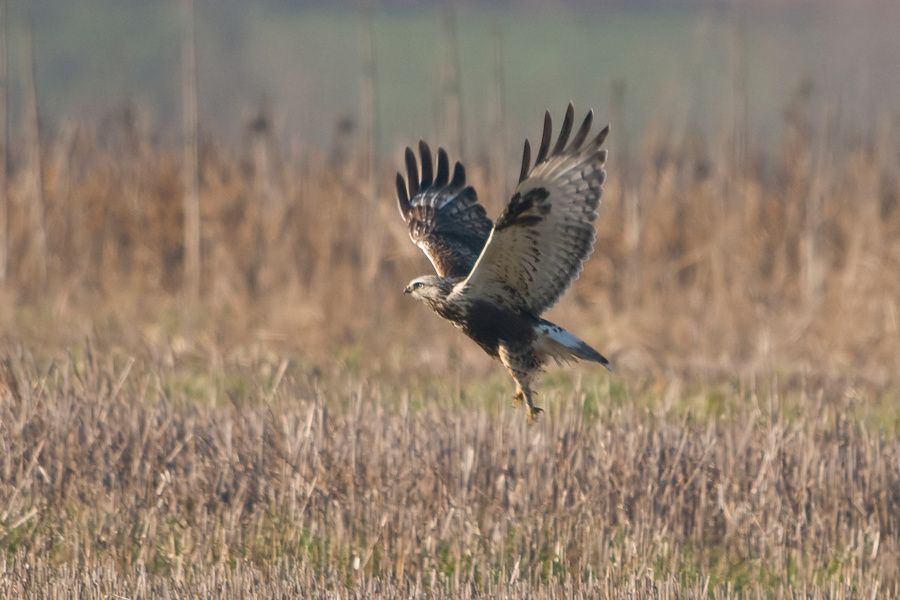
[0,0,7,285]
[22,12,46,287]
[181,0,200,300]
[441,8,464,157]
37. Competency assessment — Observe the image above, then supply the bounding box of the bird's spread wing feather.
[455,104,608,314]
[396,142,492,277]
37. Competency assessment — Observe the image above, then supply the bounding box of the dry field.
[0,349,897,598]
[0,95,899,597]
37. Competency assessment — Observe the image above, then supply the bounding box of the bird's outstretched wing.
[396,142,493,278]
[456,104,608,315]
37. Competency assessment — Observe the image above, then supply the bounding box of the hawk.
[396,104,610,420]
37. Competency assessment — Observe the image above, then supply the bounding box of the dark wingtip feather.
[594,123,610,147]
[518,139,531,183]
[552,102,575,156]
[418,140,433,188]
[395,172,410,220]
[404,147,420,196]
[450,161,466,189]
[570,109,593,151]
[435,148,450,187]
[535,111,553,164]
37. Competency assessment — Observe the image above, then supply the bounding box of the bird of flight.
[396,103,610,420]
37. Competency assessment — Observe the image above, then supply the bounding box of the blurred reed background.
[0,1,899,596]
[0,0,898,380]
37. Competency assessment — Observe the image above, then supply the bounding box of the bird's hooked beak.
[403,284,412,295]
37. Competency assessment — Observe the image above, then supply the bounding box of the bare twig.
[181,0,201,299]
[24,10,47,286]
[0,0,8,285]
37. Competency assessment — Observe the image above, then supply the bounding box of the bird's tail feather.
[535,320,611,369]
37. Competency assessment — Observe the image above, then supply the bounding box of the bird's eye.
[414,282,423,289]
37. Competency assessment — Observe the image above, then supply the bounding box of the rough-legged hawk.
[396,103,610,420]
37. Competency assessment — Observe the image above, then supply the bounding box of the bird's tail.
[535,320,611,369]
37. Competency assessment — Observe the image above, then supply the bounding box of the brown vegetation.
[0,351,897,598]
[1,96,899,380]
[0,92,899,596]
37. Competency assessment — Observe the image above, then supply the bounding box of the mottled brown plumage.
[398,104,611,420]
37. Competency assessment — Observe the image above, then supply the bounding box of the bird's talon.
[513,391,525,408]
[527,405,544,423]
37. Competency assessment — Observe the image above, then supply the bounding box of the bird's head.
[404,275,452,305]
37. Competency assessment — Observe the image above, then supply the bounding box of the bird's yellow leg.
[525,389,543,423]
[513,386,525,408]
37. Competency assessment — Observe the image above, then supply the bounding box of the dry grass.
[0,349,897,598]
[1,97,899,380]
[1,95,899,596]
